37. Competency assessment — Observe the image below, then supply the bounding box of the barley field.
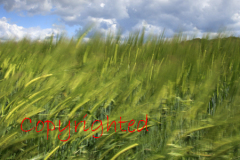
[1,27,240,160]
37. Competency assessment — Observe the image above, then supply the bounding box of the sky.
[0,0,240,42]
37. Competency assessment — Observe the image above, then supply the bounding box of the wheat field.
[0,27,240,159]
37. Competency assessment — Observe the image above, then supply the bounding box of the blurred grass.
[1,26,240,159]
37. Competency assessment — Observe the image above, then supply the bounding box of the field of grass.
[1,27,240,160]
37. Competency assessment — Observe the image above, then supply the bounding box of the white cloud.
[88,17,116,24]
[1,0,240,40]
[1,0,52,16]
[231,12,240,22]
[83,37,90,42]
[85,17,118,35]
[0,17,66,41]
[62,14,81,22]
[100,3,105,8]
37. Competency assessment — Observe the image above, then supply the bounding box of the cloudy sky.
[0,0,240,42]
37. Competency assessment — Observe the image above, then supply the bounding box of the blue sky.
[0,4,81,41]
[0,0,240,42]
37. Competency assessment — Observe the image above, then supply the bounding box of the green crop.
[0,26,240,159]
